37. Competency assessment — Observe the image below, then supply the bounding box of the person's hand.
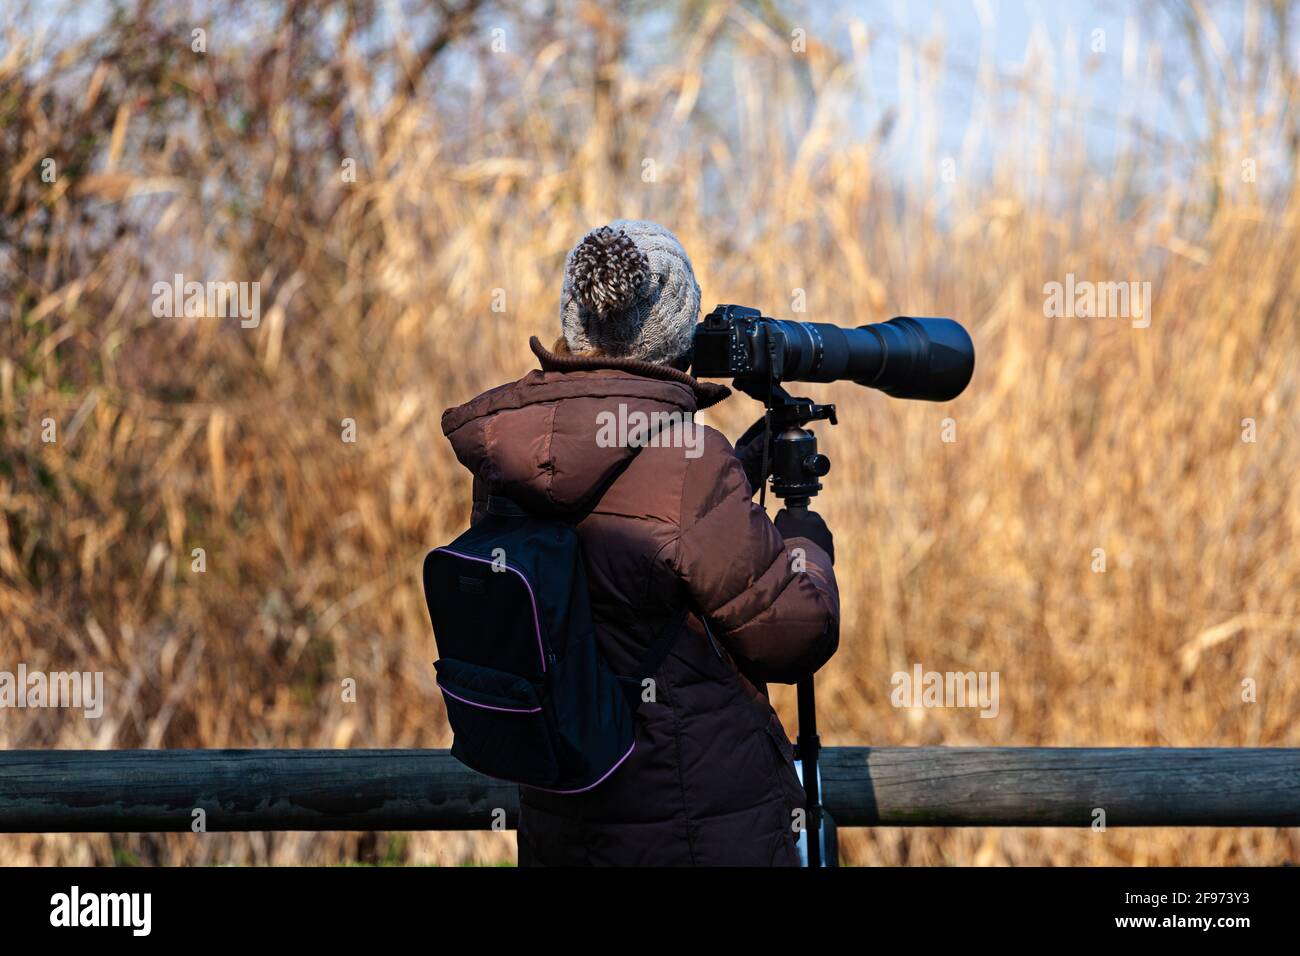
[774,508,835,565]
[734,416,771,494]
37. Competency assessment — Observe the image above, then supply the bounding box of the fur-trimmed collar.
[529,336,731,410]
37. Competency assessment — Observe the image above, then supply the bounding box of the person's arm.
[669,428,839,683]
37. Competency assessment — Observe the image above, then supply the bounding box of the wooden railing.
[3,747,1298,831]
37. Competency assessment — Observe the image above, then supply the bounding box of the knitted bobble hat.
[559,220,701,366]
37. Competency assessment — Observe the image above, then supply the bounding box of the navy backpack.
[422,495,679,793]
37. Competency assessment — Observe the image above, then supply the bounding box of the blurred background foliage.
[1,0,1298,864]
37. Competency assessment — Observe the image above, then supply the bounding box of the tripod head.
[734,379,836,513]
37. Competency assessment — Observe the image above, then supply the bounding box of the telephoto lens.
[692,305,975,402]
[774,316,975,401]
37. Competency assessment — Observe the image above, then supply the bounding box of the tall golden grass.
[2,1,1298,865]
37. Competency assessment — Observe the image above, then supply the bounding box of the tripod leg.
[796,676,823,867]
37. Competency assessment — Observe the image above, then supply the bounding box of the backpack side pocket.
[435,657,558,784]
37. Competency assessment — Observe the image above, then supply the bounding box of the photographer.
[441,221,840,866]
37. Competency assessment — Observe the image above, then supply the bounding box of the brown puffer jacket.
[440,337,840,866]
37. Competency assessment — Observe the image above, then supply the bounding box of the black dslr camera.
[693,304,973,399]
[691,304,974,504]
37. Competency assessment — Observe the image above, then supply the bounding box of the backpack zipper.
[701,617,724,659]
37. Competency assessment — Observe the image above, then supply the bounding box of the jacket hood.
[441,338,731,515]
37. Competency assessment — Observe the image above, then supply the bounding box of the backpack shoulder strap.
[619,609,689,684]
[485,494,528,517]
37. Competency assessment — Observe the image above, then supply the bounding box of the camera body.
[692,304,776,380]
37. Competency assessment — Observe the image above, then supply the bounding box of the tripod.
[744,380,838,868]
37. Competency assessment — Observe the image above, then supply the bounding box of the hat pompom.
[568,226,650,315]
